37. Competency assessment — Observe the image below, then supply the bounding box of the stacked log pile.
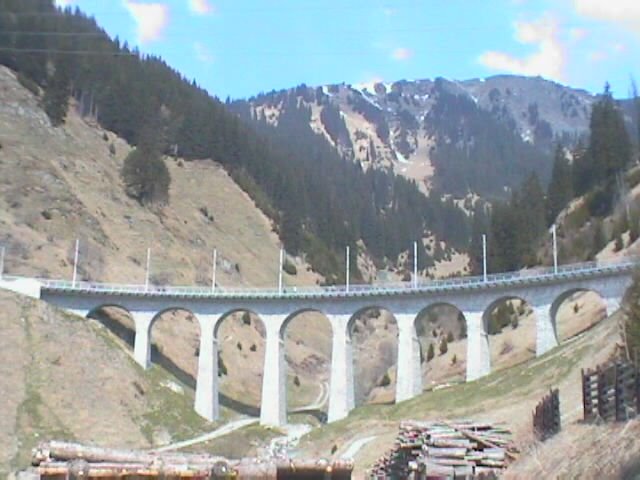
[32,441,353,479]
[368,420,516,479]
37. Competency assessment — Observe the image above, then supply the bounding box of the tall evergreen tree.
[547,144,573,225]
[575,83,631,197]
[42,57,71,126]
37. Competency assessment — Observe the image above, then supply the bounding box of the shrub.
[426,343,435,362]
[283,259,297,275]
[379,372,391,387]
[108,143,116,156]
[451,354,457,365]
[236,342,242,351]
[446,331,454,343]
[250,343,257,352]
[242,311,251,325]
[218,353,227,376]
[615,233,624,252]
[439,337,448,355]
[121,147,170,205]
[293,375,300,387]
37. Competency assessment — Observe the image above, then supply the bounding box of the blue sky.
[55,0,640,99]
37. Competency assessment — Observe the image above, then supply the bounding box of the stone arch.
[86,304,135,349]
[347,305,398,406]
[551,288,607,342]
[414,303,467,386]
[280,308,332,421]
[213,308,266,417]
[214,308,264,339]
[482,295,537,371]
[148,307,202,390]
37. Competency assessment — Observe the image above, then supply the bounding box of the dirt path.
[151,417,258,453]
[340,436,377,460]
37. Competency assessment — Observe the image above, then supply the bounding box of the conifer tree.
[547,144,573,225]
[42,58,71,127]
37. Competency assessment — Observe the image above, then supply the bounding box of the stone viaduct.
[0,259,636,427]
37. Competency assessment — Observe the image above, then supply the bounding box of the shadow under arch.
[482,295,537,371]
[147,307,202,394]
[415,302,467,385]
[214,308,267,418]
[280,308,332,423]
[86,304,135,349]
[347,304,398,407]
[551,288,607,343]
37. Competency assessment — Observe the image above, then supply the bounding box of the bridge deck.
[17,257,636,300]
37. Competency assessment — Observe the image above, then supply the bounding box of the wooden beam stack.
[368,420,516,479]
[32,441,354,479]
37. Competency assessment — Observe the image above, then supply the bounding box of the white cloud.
[194,41,214,63]
[123,1,170,43]
[55,0,75,6]
[478,15,565,81]
[391,47,413,61]
[573,0,640,34]
[189,0,214,15]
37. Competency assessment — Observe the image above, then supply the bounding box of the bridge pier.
[194,315,219,422]
[395,314,422,403]
[466,312,491,382]
[533,304,558,356]
[260,314,287,427]
[327,314,355,423]
[132,312,154,369]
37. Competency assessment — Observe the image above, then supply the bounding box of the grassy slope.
[296,308,631,478]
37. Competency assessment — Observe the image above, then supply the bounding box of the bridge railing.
[11,254,636,298]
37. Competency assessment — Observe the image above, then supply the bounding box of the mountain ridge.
[235,74,620,199]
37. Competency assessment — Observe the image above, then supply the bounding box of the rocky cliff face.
[238,75,600,196]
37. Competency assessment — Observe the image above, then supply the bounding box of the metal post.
[72,239,79,287]
[212,248,217,293]
[145,247,151,292]
[413,241,418,289]
[278,248,284,295]
[552,224,558,274]
[346,246,350,293]
[0,245,5,280]
[482,234,487,283]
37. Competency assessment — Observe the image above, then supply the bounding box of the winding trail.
[340,435,377,459]
[291,380,329,413]
[151,380,329,453]
[152,417,259,452]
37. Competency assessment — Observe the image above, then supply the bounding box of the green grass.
[137,365,212,444]
[11,303,77,472]
[301,335,593,448]
[184,424,281,459]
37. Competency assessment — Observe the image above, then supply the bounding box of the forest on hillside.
[0,0,473,283]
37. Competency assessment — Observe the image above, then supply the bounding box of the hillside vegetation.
[0,0,472,282]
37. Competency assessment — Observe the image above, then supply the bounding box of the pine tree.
[547,144,573,225]
[121,147,171,205]
[42,58,71,127]
[577,83,632,200]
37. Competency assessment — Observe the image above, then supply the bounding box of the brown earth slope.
[0,290,217,478]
